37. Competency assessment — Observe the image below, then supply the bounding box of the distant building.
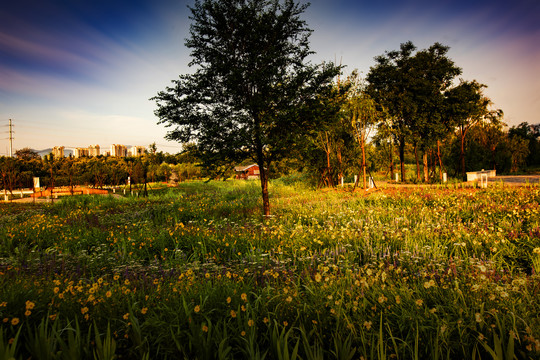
[110,144,127,157]
[73,147,89,158]
[88,145,100,157]
[52,146,65,159]
[235,164,260,180]
[129,146,146,157]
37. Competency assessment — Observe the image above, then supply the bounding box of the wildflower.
[49,314,57,321]
[54,287,60,294]
[81,307,88,315]
[283,321,288,327]
[25,310,31,317]
[378,295,387,304]
[248,319,254,327]
[194,305,201,313]
[141,307,148,315]
[263,317,269,324]
[363,321,372,330]
[314,273,322,282]
[2,318,8,323]
[106,291,112,298]
[230,310,237,318]
[286,296,293,303]
[113,274,120,281]
[11,318,19,326]
[226,296,232,304]
[533,247,540,255]
[423,280,436,289]
[415,299,423,307]
[395,295,401,304]
[25,300,35,310]
[241,293,247,301]
[241,305,246,312]
[475,313,482,323]
[241,330,246,336]
[202,325,208,332]
[123,313,130,320]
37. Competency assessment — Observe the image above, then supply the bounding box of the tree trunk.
[423,152,429,182]
[437,140,443,181]
[399,137,406,182]
[460,128,466,181]
[361,140,367,189]
[414,145,420,182]
[389,141,395,181]
[259,164,270,217]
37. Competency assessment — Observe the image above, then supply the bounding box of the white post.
[395,173,399,182]
[443,173,447,183]
[354,175,357,185]
[341,177,344,187]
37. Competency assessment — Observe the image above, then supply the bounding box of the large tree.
[152,0,339,216]
[366,42,461,182]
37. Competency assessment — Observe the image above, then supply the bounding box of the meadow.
[0,180,539,359]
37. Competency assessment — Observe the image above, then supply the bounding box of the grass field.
[1,180,539,359]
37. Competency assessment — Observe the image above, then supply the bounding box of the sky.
[1,0,539,155]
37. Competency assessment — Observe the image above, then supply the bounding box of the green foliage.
[0,181,539,358]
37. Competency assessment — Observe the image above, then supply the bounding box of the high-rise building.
[52,146,65,159]
[74,147,89,158]
[110,144,127,157]
[129,146,146,157]
[88,145,100,157]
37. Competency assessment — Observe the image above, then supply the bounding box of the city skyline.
[1,0,539,155]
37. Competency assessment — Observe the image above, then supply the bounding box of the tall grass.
[0,181,539,358]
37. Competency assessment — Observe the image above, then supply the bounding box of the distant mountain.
[36,148,73,157]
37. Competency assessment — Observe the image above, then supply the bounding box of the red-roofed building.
[235,164,260,180]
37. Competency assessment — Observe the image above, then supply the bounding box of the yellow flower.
[25,300,35,310]
[241,330,246,336]
[194,305,201,313]
[263,317,269,324]
[141,307,148,315]
[378,295,387,304]
[226,296,232,304]
[363,321,372,330]
[123,313,130,320]
[113,274,120,281]
[286,296,293,303]
[314,273,322,282]
[283,321,288,327]
[81,307,88,314]
[49,314,57,321]
[25,310,31,317]
[395,295,401,304]
[54,287,60,294]
[106,291,112,298]
[230,310,237,318]
[11,318,19,326]
[248,319,254,327]
[415,299,423,307]
[241,293,247,301]
[202,325,208,332]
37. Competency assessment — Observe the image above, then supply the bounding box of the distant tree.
[445,80,502,179]
[341,72,382,189]
[509,122,540,167]
[152,0,340,216]
[15,147,40,161]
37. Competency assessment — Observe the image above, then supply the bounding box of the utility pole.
[8,119,14,157]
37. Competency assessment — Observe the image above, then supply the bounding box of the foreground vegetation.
[1,180,539,359]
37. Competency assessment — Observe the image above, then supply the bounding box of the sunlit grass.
[0,181,539,358]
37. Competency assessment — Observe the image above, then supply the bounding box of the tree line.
[152,0,539,215]
[0,150,203,195]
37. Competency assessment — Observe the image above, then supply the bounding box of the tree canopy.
[152,0,340,215]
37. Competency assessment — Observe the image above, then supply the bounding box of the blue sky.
[1,0,539,155]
